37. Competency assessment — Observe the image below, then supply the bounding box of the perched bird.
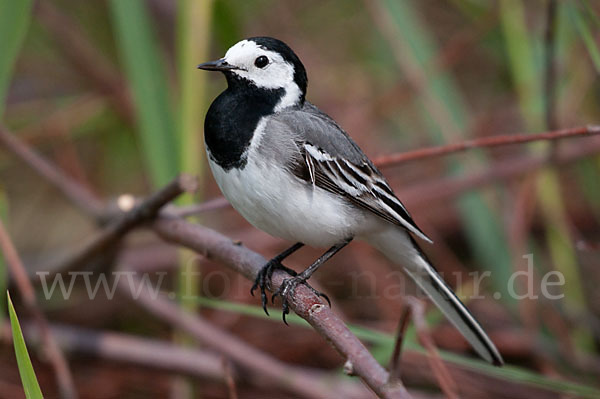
[198,37,503,366]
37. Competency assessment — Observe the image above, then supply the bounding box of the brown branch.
[406,298,458,399]
[40,175,197,275]
[169,196,231,218]
[374,125,600,167]
[2,321,370,397]
[0,125,104,218]
[152,216,411,398]
[388,305,412,383]
[221,358,238,399]
[401,135,600,210]
[3,322,228,382]
[117,265,370,399]
[0,220,77,399]
[11,320,376,398]
[19,94,107,144]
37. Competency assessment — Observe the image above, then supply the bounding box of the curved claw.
[281,299,290,325]
[252,261,275,315]
[261,295,270,316]
[318,292,331,307]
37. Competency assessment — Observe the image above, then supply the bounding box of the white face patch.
[223,40,302,110]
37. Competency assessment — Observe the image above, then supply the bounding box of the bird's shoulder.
[263,102,370,166]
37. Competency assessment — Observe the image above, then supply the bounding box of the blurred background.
[1,0,600,398]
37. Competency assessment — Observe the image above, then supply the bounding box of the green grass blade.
[174,0,214,312]
[109,0,178,187]
[581,0,600,27]
[7,292,43,399]
[0,192,8,320]
[212,0,243,47]
[174,4,214,396]
[176,0,213,179]
[380,0,467,139]
[499,0,545,130]
[0,0,34,116]
[174,0,214,308]
[499,0,591,349]
[575,158,600,218]
[375,0,513,300]
[566,1,600,73]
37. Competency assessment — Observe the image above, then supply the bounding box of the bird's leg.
[251,242,304,315]
[273,237,352,324]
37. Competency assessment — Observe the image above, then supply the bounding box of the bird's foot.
[271,276,331,325]
[250,259,297,315]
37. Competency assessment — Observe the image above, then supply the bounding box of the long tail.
[366,228,504,366]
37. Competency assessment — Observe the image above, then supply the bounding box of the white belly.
[208,155,373,248]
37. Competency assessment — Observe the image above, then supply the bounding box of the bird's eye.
[254,55,269,68]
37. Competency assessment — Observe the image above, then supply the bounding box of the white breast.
[208,153,371,248]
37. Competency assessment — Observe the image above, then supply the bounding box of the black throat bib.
[204,74,284,170]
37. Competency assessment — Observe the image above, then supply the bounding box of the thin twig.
[0,125,104,218]
[401,135,600,210]
[221,358,238,399]
[117,265,370,399]
[42,175,197,274]
[169,196,231,218]
[2,321,371,397]
[388,305,412,383]
[374,125,600,167]
[0,220,78,399]
[406,297,459,399]
[19,94,107,143]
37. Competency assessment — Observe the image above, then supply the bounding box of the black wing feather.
[292,142,432,243]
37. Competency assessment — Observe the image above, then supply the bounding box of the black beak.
[197,59,238,72]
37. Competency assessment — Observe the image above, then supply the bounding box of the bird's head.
[198,37,307,109]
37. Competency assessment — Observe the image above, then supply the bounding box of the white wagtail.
[198,37,503,366]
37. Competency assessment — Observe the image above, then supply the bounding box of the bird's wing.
[268,103,432,243]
